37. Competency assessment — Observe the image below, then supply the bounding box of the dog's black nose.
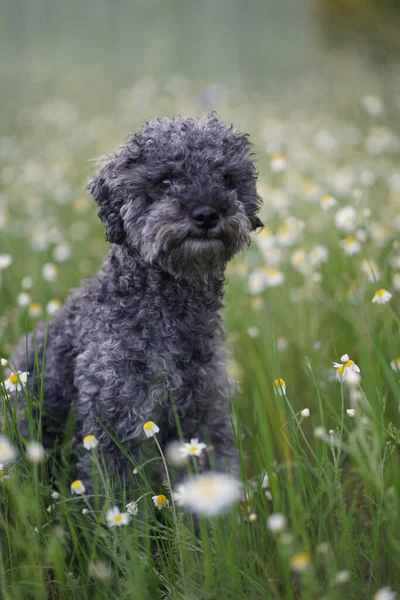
[192,207,219,230]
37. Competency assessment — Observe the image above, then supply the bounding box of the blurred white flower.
[333,570,351,584]
[1,358,8,368]
[26,441,45,464]
[372,289,392,304]
[247,326,260,338]
[320,194,336,211]
[309,245,329,266]
[373,587,396,600]
[346,409,356,417]
[342,235,361,256]
[264,268,284,287]
[0,436,17,464]
[46,299,62,316]
[17,292,31,308]
[390,358,400,372]
[361,259,380,283]
[106,506,131,527]
[21,276,33,290]
[248,269,267,295]
[53,243,71,262]
[126,501,138,516]
[267,513,287,533]
[301,408,310,418]
[290,552,311,572]
[334,206,357,233]
[277,336,288,351]
[361,94,384,117]
[42,263,59,282]
[270,153,287,173]
[29,302,43,318]
[0,254,12,270]
[173,472,241,517]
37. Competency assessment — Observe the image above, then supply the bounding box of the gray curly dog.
[11,113,262,485]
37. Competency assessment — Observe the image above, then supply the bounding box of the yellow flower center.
[376,289,386,297]
[344,360,354,368]
[9,373,18,384]
[189,445,198,453]
[290,552,311,568]
[30,302,41,312]
[336,366,344,375]
[345,236,356,243]
[267,269,278,277]
[0,469,3,478]
[114,514,122,523]
[260,228,271,238]
[272,153,285,160]
[83,434,95,443]
[71,480,82,489]
[156,495,167,505]
[273,378,285,387]
[143,421,154,430]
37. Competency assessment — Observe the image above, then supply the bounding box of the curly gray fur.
[10,113,263,485]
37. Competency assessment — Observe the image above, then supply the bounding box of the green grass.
[1,80,400,599]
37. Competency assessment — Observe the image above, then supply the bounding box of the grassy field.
[1,74,400,599]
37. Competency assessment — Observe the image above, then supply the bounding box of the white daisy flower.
[126,501,138,516]
[29,302,43,318]
[301,408,310,418]
[290,552,312,572]
[346,409,356,417]
[264,268,284,287]
[70,480,86,495]
[21,276,33,290]
[0,254,12,270]
[51,491,60,500]
[26,441,45,463]
[4,371,28,393]
[0,358,8,368]
[248,268,267,295]
[83,434,99,450]
[390,358,400,373]
[320,194,336,211]
[373,587,396,600]
[334,206,357,233]
[332,356,360,381]
[372,289,392,304]
[309,245,329,266]
[179,438,207,458]
[41,263,59,282]
[143,421,160,438]
[272,378,286,396]
[0,436,17,464]
[106,506,131,527]
[267,513,287,533]
[256,227,275,251]
[342,235,361,256]
[17,292,31,308]
[270,153,287,173]
[173,472,242,517]
[247,326,260,338]
[46,299,62,316]
[152,494,169,510]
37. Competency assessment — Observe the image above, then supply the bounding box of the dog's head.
[88,113,263,278]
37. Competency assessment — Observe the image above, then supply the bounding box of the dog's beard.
[135,201,251,279]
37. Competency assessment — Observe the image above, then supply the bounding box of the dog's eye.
[158,178,173,190]
[222,174,235,190]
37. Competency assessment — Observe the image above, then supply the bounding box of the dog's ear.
[249,215,264,231]
[87,159,126,245]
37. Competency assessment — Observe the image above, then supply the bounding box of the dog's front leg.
[204,396,240,477]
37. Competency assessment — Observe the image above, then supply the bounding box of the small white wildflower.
[152,494,169,510]
[126,501,138,516]
[300,408,310,418]
[173,472,241,517]
[248,513,257,523]
[390,358,400,373]
[264,268,285,288]
[290,552,312,572]
[247,326,260,338]
[0,255,12,270]
[21,276,33,290]
[179,438,207,458]
[46,299,62,316]
[41,263,59,282]
[372,289,392,304]
[26,441,45,464]
[272,378,286,396]
[143,421,160,438]
[53,243,71,262]
[70,480,86,495]
[0,436,17,464]
[82,508,89,515]
[361,259,380,282]
[267,513,287,533]
[373,587,396,600]
[333,570,351,584]
[248,268,267,294]
[0,358,8,368]
[83,434,99,450]
[270,153,287,173]
[342,235,361,256]
[106,506,131,527]
[4,371,28,393]
[28,302,42,318]
[17,292,31,308]
[51,491,60,500]
[334,206,357,233]
[361,94,384,117]
[314,426,327,440]
[346,409,356,417]
[320,194,336,211]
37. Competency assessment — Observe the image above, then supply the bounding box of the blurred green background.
[1,0,400,132]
